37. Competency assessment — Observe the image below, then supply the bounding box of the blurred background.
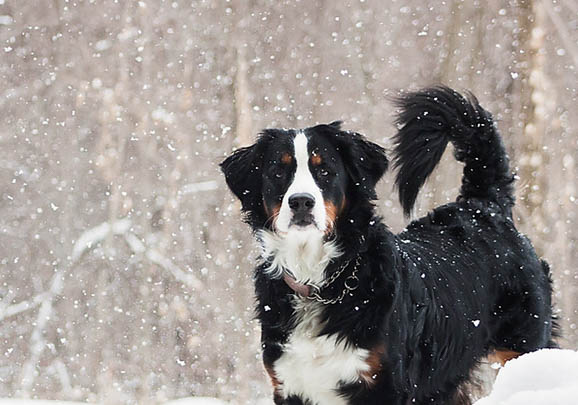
[0,0,576,404]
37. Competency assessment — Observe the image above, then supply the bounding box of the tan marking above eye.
[281,153,292,164]
[311,152,322,166]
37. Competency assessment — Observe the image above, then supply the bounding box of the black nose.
[288,193,315,212]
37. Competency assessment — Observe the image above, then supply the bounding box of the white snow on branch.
[147,249,203,290]
[71,218,202,289]
[0,15,13,25]
[18,267,66,395]
[0,291,50,321]
[124,232,146,254]
[475,349,578,405]
[179,180,219,195]
[2,219,133,321]
[4,216,204,394]
[71,218,131,261]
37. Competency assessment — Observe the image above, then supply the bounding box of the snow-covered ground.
[1,349,577,405]
[0,398,229,405]
[474,349,578,405]
[163,399,229,405]
[0,397,272,405]
[0,402,92,405]
[0,402,89,405]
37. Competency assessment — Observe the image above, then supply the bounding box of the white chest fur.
[274,300,370,405]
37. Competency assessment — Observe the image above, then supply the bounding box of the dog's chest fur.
[274,299,370,404]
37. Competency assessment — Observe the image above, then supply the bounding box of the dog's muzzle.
[288,192,315,227]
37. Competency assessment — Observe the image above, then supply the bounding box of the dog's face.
[262,127,348,235]
[220,122,388,239]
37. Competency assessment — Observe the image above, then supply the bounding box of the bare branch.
[71,218,131,262]
[179,180,219,196]
[146,249,203,291]
[18,267,65,395]
[0,291,50,322]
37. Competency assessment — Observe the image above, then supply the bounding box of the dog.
[220,86,557,405]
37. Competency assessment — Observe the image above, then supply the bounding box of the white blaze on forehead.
[275,131,326,233]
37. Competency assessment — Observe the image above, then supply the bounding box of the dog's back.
[392,87,557,403]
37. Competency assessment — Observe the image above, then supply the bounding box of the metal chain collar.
[307,255,362,305]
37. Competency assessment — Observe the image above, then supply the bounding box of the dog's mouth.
[289,213,317,229]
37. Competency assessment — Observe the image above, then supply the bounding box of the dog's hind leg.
[487,349,521,367]
[417,386,472,405]
[489,259,557,359]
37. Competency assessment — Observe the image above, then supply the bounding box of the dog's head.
[220,122,388,240]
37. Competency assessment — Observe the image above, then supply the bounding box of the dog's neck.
[258,228,342,285]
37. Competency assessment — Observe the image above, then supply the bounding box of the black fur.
[393,86,515,216]
[220,86,557,405]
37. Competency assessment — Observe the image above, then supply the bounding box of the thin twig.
[18,267,65,395]
[146,249,203,290]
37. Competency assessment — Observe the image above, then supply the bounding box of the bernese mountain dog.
[220,86,557,405]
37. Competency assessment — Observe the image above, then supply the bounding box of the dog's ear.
[328,120,343,130]
[336,131,388,200]
[220,142,263,212]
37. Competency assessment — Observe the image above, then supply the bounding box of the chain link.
[307,255,361,305]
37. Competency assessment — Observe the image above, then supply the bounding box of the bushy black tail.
[392,86,515,216]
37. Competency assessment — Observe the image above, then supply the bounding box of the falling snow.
[0,1,576,404]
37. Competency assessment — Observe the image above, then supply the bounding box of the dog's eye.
[316,167,334,179]
[269,165,286,180]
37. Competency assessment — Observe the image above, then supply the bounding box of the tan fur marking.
[271,204,281,228]
[264,364,282,393]
[264,201,281,225]
[360,345,386,385]
[324,197,347,234]
[324,201,338,232]
[311,152,322,166]
[488,349,521,366]
[281,152,292,164]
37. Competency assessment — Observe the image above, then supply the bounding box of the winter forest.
[0,0,577,404]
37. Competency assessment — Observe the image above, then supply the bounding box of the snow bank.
[475,349,578,405]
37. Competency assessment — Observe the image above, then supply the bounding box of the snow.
[0,401,90,405]
[1,350,577,404]
[0,398,229,405]
[0,1,576,403]
[70,218,131,261]
[475,349,578,405]
[163,398,229,405]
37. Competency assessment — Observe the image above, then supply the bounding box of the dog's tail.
[392,86,515,216]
